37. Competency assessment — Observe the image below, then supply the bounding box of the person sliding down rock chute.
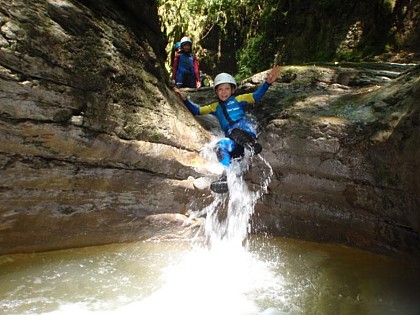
[174,65,281,193]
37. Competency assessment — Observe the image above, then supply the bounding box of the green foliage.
[158,0,408,77]
[236,34,275,80]
[149,131,162,142]
[157,0,277,75]
[335,49,364,62]
[158,0,237,62]
[157,0,208,71]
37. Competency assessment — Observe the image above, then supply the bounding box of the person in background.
[171,42,182,79]
[174,65,281,192]
[172,36,201,89]
[174,41,181,54]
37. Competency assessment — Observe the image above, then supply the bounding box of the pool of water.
[2,156,419,315]
[1,236,419,315]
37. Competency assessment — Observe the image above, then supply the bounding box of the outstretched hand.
[266,64,281,84]
[173,87,187,101]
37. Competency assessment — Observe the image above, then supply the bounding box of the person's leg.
[210,138,236,193]
[215,138,235,167]
[228,128,262,155]
[231,143,245,159]
[175,72,184,88]
[229,120,257,139]
[183,73,196,88]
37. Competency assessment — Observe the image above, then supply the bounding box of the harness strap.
[219,101,236,125]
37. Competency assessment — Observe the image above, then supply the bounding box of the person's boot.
[210,174,228,193]
[252,142,262,154]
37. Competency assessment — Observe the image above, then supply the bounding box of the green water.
[0,237,419,315]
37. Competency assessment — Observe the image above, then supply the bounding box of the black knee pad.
[253,143,262,155]
[229,128,255,147]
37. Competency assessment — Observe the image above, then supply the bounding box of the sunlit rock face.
[0,0,211,254]
[247,64,420,257]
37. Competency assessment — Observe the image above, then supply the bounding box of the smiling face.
[215,83,235,102]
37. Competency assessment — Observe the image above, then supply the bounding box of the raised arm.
[266,64,281,84]
[251,64,281,102]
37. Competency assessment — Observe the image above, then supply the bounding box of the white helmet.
[180,36,192,46]
[214,73,237,90]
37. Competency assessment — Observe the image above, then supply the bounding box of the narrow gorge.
[0,0,419,259]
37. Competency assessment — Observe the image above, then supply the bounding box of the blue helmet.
[174,42,181,50]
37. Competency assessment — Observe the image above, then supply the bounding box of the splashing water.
[132,144,281,315]
[126,245,284,315]
[2,140,286,315]
[2,140,419,315]
[127,143,279,315]
[194,149,273,248]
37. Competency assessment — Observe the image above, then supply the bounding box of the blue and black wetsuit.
[173,52,200,88]
[183,82,271,166]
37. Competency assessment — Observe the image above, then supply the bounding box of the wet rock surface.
[188,63,420,257]
[247,63,420,257]
[0,0,211,254]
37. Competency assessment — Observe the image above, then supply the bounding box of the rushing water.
[1,237,419,315]
[1,148,420,315]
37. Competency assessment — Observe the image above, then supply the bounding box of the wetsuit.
[173,52,200,88]
[183,82,271,166]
